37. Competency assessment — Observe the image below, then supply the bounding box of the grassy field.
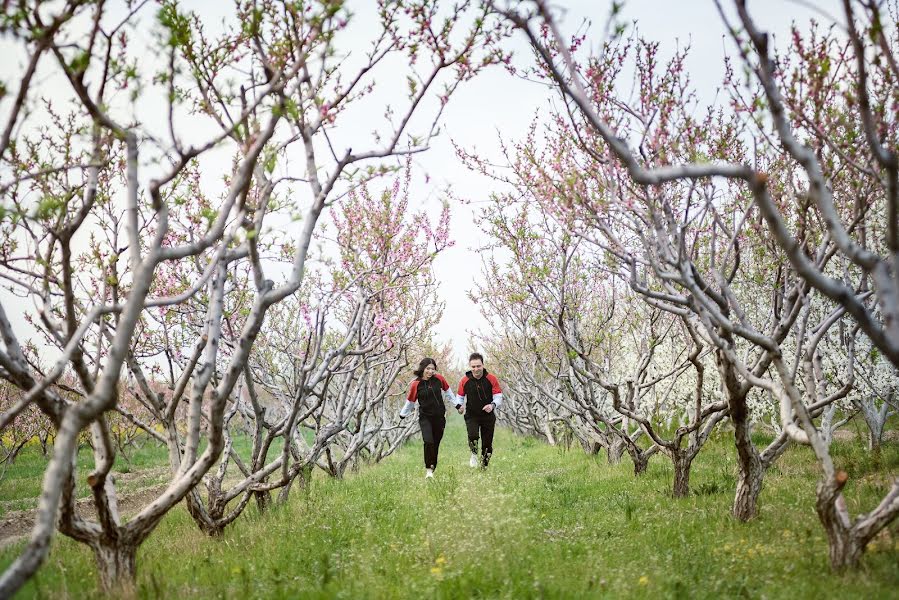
[0,442,171,517]
[1,420,898,599]
[0,435,286,517]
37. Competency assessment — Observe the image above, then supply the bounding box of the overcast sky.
[418,0,844,362]
[0,0,846,366]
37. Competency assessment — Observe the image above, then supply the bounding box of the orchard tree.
[191,165,451,533]
[492,0,898,569]
[0,0,508,593]
[469,144,735,492]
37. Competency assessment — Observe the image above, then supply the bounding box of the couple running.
[399,353,502,478]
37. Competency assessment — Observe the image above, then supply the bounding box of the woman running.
[399,357,463,478]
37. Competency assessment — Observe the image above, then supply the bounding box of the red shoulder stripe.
[487,373,502,394]
[407,379,420,402]
[435,373,449,391]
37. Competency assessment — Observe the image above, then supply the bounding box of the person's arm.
[399,401,416,418]
[400,381,419,419]
[488,374,503,410]
[436,374,462,409]
[456,376,469,409]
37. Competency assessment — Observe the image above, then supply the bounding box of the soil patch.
[0,482,169,550]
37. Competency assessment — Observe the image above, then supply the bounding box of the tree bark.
[860,408,885,453]
[719,350,764,521]
[542,420,556,446]
[607,439,626,466]
[91,540,137,593]
[184,490,224,537]
[277,463,313,504]
[671,451,693,497]
[254,490,272,512]
[733,449,764,521]
[868,429,882,453]
[816,477,863,570]
[630,449,649,476]
[580,438,601,455]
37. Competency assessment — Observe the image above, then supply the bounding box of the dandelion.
[638,575,649,586]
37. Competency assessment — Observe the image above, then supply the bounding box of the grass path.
[3,420,899,598]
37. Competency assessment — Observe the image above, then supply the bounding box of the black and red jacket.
[402,373,455,417]
[457,370,503,415]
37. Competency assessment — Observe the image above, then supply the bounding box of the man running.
[456,352,503,468]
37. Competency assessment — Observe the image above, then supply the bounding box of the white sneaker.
[469,454,478,468]
[425,469,434,478]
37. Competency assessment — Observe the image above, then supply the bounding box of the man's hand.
[482,403,494,413]
[456,404,465,415]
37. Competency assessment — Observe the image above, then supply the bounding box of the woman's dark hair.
[413,357,437,378]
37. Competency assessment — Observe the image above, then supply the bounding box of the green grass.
[0,434,289,517]
[0,441,171,516]
[2,421,898,599]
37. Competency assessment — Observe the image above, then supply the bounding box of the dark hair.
[413,357,437,378]
[468,352,484,363]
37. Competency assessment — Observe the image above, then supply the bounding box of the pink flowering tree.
[468,161,734,493]
[0,0,508,593]
[0,378,53,469]
[177,164,450,535]
[491,0,897,569]
[512,19,858,515]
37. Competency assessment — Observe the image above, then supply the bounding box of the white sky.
[0,0,845,366]
[419,0,844,362]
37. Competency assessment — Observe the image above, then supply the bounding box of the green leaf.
[69,50,91,75]
[263,148,277,174]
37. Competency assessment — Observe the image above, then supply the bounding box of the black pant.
[419,414,446,470]
[466,412,496,467]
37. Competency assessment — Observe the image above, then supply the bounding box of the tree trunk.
[254,490,272,512]
[91,540,137,594]
[278,463,313,504]
[733,454,764,521]
[542,421,556,446]
[816,478,864,570]
[868,429,881,454]
[630,450,649,476]
[720,354,763,521]
[277,476,295,504]
[731,419,763,521]
[863,412,884,453]
[184,490,224,536]
[607,439,626,466]
[671,452,692,497]
[823,527,864,570]
[733,454,764,522]
[580,438,600,455]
